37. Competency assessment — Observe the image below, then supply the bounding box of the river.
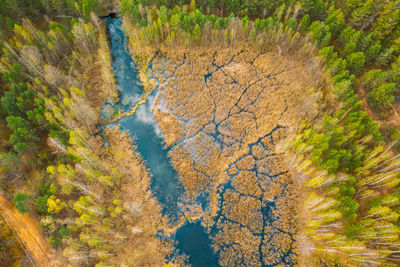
[102,15,219,266]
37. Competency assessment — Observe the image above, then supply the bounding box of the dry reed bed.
[140,44,323,265]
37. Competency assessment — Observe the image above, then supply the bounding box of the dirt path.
[0,194,57,267]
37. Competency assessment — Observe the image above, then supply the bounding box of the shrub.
[12,193,31,213]
[36,196,49,214]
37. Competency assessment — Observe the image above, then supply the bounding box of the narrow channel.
[103,15,184,222]
[103,15,219,266]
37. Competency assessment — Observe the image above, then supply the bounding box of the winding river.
[103,15,219,266]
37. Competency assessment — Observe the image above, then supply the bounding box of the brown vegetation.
[91,127,172,265]
[135,44,325,265]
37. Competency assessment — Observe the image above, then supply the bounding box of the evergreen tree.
[367,83,397,111]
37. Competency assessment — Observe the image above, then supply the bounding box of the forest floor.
[0,194,57,267]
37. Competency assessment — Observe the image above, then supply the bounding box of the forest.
[0,0,400,266]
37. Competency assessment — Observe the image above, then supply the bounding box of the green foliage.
[1,83,47,155]
[49,233,61,247]
[299,14,310,32]
[120,0,140,22]
[309,20,331,47]
[0,0,80,35]
[300,0,326,20]
[392,56,400,82]
[346,52,365,74]
[332,79,353,99]
[35,183,56,214]
[2,64,26,84]
[337,183,359,222]
[6,116,39,153]
[0,152,20,171]
[79,0,101,20]
[47,224,70,247]
[367,83,397,111]
[365,41,381,63]
[366,197,382,209]
[324,7,345,37]
[12,193,31,213]
[376,47,394,67]
[302,103,382,175]
[192,23,201,42]
[362,69,389,91]
[2,83,35,118]
[36,196,49,214]
[343,221,365,239]
[39,183,52,196]
[58,225,70,237]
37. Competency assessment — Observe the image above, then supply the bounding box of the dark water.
[108,95,185,221]
[104,15,184,221]
[103,15,218,266]
[103,16,143,112]
[175,221,219,267]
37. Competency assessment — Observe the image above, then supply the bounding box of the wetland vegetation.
[1,0,400,266]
